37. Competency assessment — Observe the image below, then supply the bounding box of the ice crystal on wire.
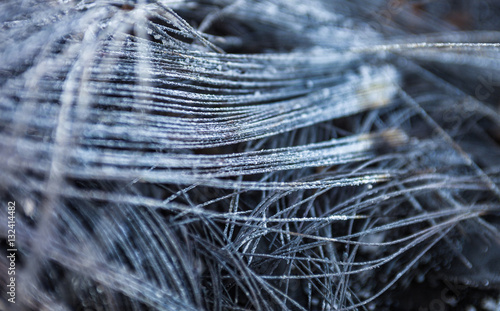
[1,0,500,310]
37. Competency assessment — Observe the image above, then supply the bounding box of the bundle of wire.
[1,1,500,310]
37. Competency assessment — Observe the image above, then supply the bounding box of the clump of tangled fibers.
[1,0,500,310]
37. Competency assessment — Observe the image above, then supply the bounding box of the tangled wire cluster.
[1,0,500,310]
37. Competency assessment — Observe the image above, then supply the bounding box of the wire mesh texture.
[1,0,500,310]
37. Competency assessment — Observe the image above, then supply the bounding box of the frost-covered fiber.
[1,0,500,310]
